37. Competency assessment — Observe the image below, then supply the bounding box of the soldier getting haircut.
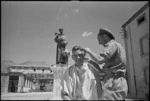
[72,46,86,56]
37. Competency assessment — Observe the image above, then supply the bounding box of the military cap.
[98,28,115,40]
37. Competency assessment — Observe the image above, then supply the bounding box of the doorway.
[8,76,19,92]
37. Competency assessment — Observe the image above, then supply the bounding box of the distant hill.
[1,60,16,65]
[20,61,49,66]
[1,60,16,73]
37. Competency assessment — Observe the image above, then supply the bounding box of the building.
[1,65,54,93]
[122,2,149,99]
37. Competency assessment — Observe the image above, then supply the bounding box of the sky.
[1,1,147,65]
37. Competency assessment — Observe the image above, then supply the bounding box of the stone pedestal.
[51,65,68,100]
[51,79,62,100]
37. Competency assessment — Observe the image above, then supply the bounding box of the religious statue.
[54,28,69,64]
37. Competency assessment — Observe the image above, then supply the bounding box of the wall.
[124,7,149,98]
[1,75,9,93]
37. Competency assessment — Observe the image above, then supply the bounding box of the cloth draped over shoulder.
[61,62,103,100]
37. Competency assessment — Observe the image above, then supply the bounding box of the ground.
[1,92,148,100]
[1,92,54,100]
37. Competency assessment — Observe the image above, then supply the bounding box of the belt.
[101,71,126,81]
[112,71,126,79]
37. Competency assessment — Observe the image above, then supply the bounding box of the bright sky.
[1,1,147,65]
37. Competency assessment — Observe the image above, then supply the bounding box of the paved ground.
[1,92,54,100]
[1,92,148,100]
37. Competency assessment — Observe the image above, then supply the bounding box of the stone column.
[51,79,62,100]
[28,80,30,88]
[27,80,29,88]
[18,76,24,92]
[25,78,28,87]
[30,80,32,88]
[30,80,32,89]
[31,81,33,89]
[26,79,28,88]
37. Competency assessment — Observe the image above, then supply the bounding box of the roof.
[10,64,51,68]
[122,1,149,28]
[9,65,52,71]
[1,72,24,76]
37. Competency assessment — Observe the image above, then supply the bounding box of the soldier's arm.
[85,48,105,64]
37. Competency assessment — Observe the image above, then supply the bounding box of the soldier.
[61,46,103,100]
[84,28,128,100]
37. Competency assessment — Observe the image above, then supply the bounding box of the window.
[140,33,149,56]
[143,67,149,85]
[42,69,44,72]
[137,13,146,26]
[33,68,36,72]
[9,76,19,80]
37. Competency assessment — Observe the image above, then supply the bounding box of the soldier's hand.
[84,48,91,53]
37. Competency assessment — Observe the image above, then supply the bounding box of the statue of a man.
[54,28,68,64]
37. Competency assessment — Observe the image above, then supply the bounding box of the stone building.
[1,65,54,93]
[122,2,149,99]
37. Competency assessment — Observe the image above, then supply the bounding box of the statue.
[54,28,68,64]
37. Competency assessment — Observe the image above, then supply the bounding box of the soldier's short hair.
[72,46,86,56]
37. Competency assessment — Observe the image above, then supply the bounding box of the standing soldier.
[84,28,128,100]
